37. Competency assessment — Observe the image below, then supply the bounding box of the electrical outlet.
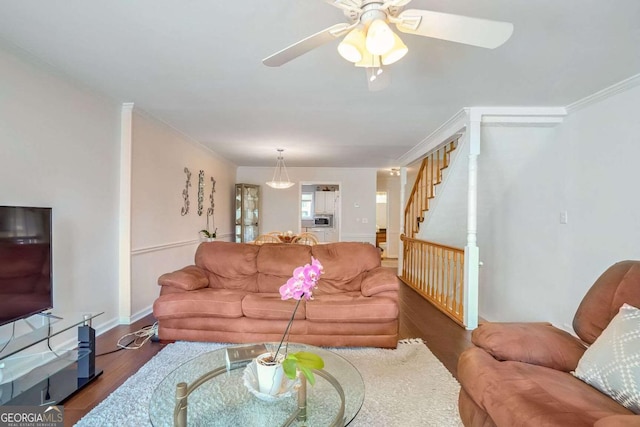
[362,218,368,224]
[560,211,568,224]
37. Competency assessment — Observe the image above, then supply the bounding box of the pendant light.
[266,149,295,189]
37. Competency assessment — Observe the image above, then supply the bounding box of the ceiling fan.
[263,0,514,90]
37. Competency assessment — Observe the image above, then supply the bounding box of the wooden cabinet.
[311,228,338,243]
[314,191,336,214]
[324,228,338,243]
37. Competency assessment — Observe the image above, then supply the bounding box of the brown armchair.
[458,260,640,426]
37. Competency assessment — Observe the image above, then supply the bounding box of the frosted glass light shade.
[266,180,295,189]
[338,27,366,63]
[381,32,408,65]
[266,149,295,189]
[365,19,395,56]
[355,49,381,68]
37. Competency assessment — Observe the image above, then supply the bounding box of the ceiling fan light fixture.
[365,19,395,56]
[355,49,381,68]
[381,32,408,65]
[266,149,295,189]
[338,27,366,63]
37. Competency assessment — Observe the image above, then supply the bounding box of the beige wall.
[237,167,377,244]
[130,112,237,317]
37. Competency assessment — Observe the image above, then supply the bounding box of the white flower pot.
[255,352,285,396]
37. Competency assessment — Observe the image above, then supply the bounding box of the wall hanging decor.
[197,170,205,216]
[207,177,216,227]
[181,167,192,216]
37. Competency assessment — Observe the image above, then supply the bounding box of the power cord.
[0,322,16,354]
[96,322,158,357]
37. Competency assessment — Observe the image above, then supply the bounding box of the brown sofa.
[153,241,400,348]
[458,260,640,426]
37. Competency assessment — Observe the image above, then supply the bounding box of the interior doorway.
[376,170,400,259]
[376,191,388,257]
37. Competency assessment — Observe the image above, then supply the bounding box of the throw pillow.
[472,322,587,372]
[573,303,640,414]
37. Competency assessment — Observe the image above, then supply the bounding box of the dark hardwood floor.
[62,281,472,426]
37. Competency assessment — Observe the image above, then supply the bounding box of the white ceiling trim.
[565,73,640,114]
[397,109,468,167]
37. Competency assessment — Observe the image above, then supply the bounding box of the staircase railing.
[404,139,458,238]
[401,235,465,325]
[400,137,464,325]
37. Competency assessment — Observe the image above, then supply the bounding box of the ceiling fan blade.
[396,9,513,49]
[325,0,363,13]
[381,0,412,9]
[366,67,391,92]
[263,23,352,67]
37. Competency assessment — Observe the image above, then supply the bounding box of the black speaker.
[77,324,95,379]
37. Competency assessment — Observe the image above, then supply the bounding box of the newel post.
[463,114,480,330]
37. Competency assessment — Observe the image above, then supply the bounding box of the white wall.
[130,112,237,317]
[0,42,120,334]
[477,83,640,330]
[236,167,377,243]
[420,137,469,249]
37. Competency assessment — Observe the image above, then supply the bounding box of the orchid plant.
[272,257,325,385]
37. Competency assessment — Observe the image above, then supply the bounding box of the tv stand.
[0,312,103,406]
[37,312,64,321]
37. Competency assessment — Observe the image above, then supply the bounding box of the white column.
[463,115,480,329]
[397,167,407,277]
[119,103,134,324]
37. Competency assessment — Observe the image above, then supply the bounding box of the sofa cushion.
[471,322,587,372]
[573,303,640,414]
[153,288,246,319]
[158,265,209,291]
[458,347,634,427]
[306,293,398,323]
[256,244,313,293]
[311,243,380,294]
[242,293,306,320]
[361,267,400,296]
[195,242,259,292]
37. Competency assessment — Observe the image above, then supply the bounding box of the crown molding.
[469,107,567,125]
[565,73,640,113]
[132,107,239,168]
[397,109,468,166]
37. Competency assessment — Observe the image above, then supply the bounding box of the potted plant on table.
[255,257,325,395]
[199,228,217,242]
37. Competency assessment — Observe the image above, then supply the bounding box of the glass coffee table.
[149,343,364,426]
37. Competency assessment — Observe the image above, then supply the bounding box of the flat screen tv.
[0,206,53,326]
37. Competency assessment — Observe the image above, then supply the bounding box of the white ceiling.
[1,1,638,169]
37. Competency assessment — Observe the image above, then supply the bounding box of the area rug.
[75,339,462,426]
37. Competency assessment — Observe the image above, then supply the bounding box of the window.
[301,192,313,219]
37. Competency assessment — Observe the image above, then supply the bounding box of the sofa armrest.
[471,322,587,372]
[595,415,640,427]
[157,265,209,291]
[361,267,399,297]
